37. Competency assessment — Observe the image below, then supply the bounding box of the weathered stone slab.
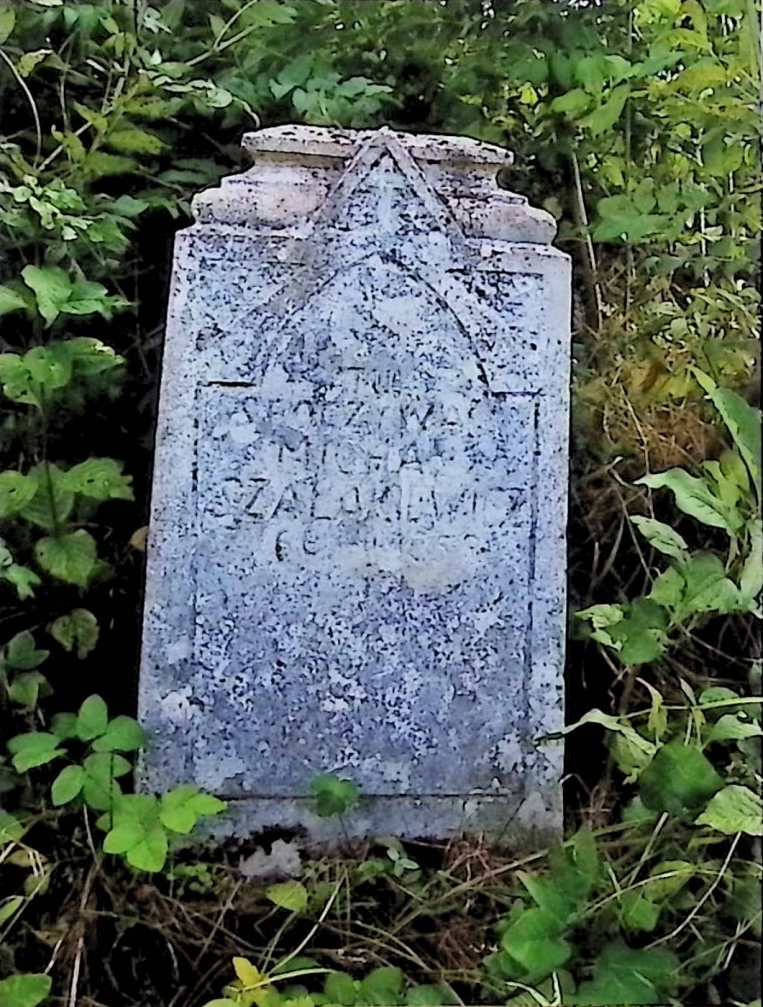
[139,125,571,838]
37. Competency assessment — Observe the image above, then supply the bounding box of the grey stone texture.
[139,125,571,839]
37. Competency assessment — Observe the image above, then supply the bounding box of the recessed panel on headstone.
[139,126,571,838]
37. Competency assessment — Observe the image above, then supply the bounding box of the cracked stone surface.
[139,125,571,839]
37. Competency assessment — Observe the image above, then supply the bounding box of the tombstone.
[139,126,571,839]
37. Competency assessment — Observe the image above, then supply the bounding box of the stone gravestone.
[139,126,571,839]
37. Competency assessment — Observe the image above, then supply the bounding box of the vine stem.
[0,47,42,164]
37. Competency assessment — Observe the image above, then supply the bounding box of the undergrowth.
[1,1,761,1006]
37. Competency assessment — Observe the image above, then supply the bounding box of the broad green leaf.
[8,671,49,707]
[311,773,360,817]
[266,880,308,912]
[648,566,684,608]
[51,765,84,806]
[707,714,763,744]
[65,458,133,501]
[636,469,742,534]
[67,337,123,376]
[7,732,64,772]
[0,974,52,1007]
[91,716,145,753]
[0,895,24,927]
[699,685,742,710]
[639,741,724,818]
[82,752,131,810]
[5,630,48,670]
[2,562,42,600]
[0,283,28,314]
[643,860,695,900]
[518,871,577,919]
[232,956,267,988]
[103,821,144,854]
[695,785,763,835]
[23,464,74,530]
[677,552,742,617]
[21,265,72,326]
[106,128,166,155]
[618,891,660,932]
[357,967,404,1006]
[0,810,26,843]
[324,972,357,1006]
[405,985,450,1006]
[51,712,78,740]
[0,471,37,518]
[693,370,761,485]
[23,345,72,393]
[578,83,630,134]
[740,519,762,602]
[0,6,16,45]
[35,530,98,587]
[115,823,167,871]
[550,87,591,115]
[76,695,109,741]
[631,516,689,561]
[501,907,571,977]
[49,609,99,658]
[575,943,679,1005]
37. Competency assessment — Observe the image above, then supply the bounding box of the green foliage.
[578,377,761,665]
[204,958,456,1007]
[310,773,361,818]
[0,974,51,1007]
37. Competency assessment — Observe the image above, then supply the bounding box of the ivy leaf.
[82,752,131,810]
[91,716,145,753]
[636,469,742,534]
[578,83,631,134]
[618,891,660,932]
[8,671,50,707]
[51,764,85,806]
[67,337,124,376]
[501,907,571,977]
[324,972,357,1006]
[2,562,42,600]
[310,773,360,817]
[266,879,309,912]
[0,471,37,518]
[695,785,763,836]
[21,264,72,326]
[0,282,29,314]
[631,516,689,561]
[49,609,99,658]
[159,784,225,832]
[4,630,49,670]
[357,967,404,1006]
[7,732,65,772]
[707,714,763,744]
[575,943,679,1005]
[0,974,52,1007]
[24,464,75,530]
[35,530,98,587]
[65,458,134,501]
[639,741,724,818]
[76,695,109,741]
[104,820,169,872]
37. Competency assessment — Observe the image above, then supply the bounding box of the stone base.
[198,791,561,848]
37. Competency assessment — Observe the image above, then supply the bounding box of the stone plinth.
[139,125,571,839]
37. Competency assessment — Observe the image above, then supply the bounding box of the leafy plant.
[578,371,761,665]
[310,773,361,819]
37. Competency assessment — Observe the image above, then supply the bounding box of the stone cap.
[194,125,557,243]
[242,124,513,166]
